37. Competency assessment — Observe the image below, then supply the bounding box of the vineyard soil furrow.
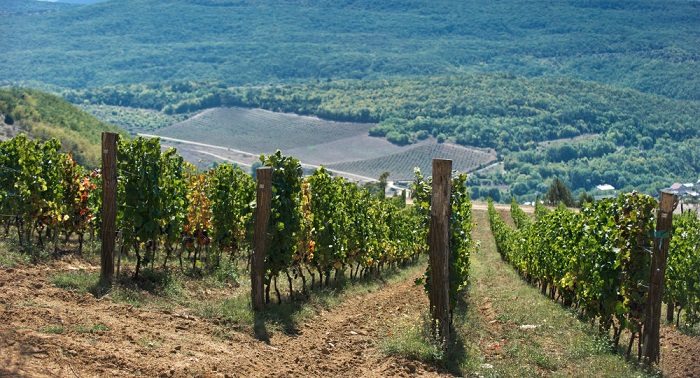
[260,267,446,377]
[0,260,445,377]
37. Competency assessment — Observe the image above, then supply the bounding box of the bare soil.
[660,326,700,377]
[0,260,445,378]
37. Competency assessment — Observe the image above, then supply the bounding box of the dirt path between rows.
[0,261,446,378]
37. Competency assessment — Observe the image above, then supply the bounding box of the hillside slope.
[0,88,129,167]
[2,0,699,99]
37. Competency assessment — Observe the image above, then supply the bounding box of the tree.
[488,187,501,203]
[250,161,263,179]
[378,171,390,200]
[577,191,594,207]
[544,177,574,207]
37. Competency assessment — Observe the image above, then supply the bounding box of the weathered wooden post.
[429,158,452,345]
[100,132,118,286]
[642,190,678,364]
[251,167,272,312]
[666,298,675,323]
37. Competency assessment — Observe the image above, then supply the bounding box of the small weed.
[138,337,162,350]
[495,312,511,323]
[41,325,65,334]
[530,350,557,371]
[75,323,109,333]
[140,268,183,297]
[109,267,185,308]
[18,300,45,307]
[211,259,240,286]
[203,295,254,327]
[0,248,30,267]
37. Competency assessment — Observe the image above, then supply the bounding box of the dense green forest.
[3,0,699,100]
[62,75,700,199]
[0,88,128,167]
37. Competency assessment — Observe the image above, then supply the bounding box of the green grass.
[207,259,242,288]
[49,254,186,308]
[51,270,100,294]
[138,336,163,350]
[107,267,185,309]
[377,209,666,377]
[380,313,446,364]
[75,323,109,334]
[0,241,33,268]
[0,238,54,268]
[41,325,66,334]
[0,88,129,167]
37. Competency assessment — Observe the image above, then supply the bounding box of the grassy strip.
[380,209,659,377]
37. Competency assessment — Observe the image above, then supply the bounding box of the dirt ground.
[659,325,700,377]
[0,260,445,378]
[1,256,699,377]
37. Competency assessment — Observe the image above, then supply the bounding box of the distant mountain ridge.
[2,0,699,99]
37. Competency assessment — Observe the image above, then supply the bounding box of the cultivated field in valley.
[326,143,496,181]
[149,107,497,180]
[156,107,373,153]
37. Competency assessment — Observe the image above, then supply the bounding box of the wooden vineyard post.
[100,132,118,286]
[251,167,272,312]
[429,158,452,346]
[642,190,678,365]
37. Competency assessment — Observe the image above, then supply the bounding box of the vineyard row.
[488,196,699,362]
[0,134,475,307]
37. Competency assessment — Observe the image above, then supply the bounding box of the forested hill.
[0,88,128,167]
[2,0,699,100]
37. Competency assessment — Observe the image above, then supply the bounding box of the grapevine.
[413,168,476,312]
[489,194,658,356]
